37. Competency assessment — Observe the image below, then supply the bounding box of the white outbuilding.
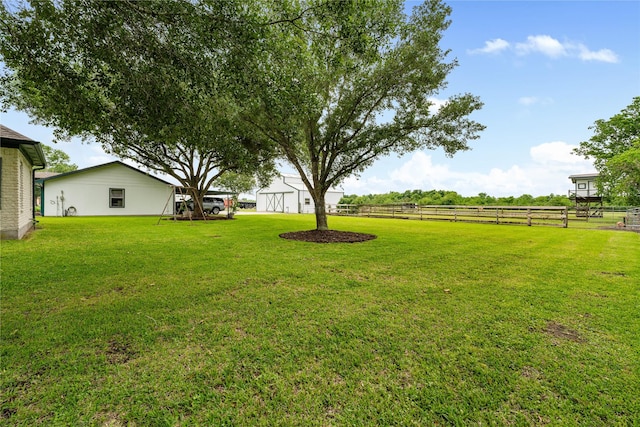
[38,161,175,217]
[568,173,600,199]
[256,173,343,214]
[568,172,602,218]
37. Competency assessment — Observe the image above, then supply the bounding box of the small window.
[577,183,586,189]
[110,188,125,208]
[304,198,311,205]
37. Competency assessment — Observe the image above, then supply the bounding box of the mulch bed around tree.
[279,229,377,243]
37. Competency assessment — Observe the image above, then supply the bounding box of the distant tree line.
[339,190,574,207]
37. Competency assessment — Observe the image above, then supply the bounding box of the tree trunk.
[190,188,206,219]
[314,191,329,230]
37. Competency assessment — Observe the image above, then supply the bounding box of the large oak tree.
[1,0,274,217]
[239,0,484,230]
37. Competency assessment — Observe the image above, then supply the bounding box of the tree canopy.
[2,0,483,224]
[41,145,77,174]
[0,0,275,217]
[239,0,484,230]
[574,97,640,205]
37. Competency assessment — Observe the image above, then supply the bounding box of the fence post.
[563,207,568,228]
[527,208,532,226]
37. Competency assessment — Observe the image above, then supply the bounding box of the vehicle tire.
[212,207,220,215]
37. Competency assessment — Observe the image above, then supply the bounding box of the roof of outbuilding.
[0,125,47,168]
[36,160,174,186]
[35,171,61,179]
[568,173,599,181]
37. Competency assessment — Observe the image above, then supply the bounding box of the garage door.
[265,193,284,212]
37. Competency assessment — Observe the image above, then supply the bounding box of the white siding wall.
[296,190,343,214]
[42,163,174,216]
[324,191,344,212]
[0,148,36,239]
[256,174,343,213]
[256,175,293,213]
[574,178,598,198]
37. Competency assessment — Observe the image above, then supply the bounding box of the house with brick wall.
[1,125,47,239]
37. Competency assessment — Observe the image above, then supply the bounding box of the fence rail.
[330,204,569,227]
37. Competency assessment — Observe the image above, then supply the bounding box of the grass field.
[1,215,639,425]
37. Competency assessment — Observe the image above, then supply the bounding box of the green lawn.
[1,215,638,425]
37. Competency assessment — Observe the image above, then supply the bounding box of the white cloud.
[518,96,554,106]
[515,35,567,58]
[518,96,538,106]
[388,151,453,188]
[342,142,594,197]
[576,45,619,63]
[468,38,510,54]
[530,141,588,167]
[470,35,619,63]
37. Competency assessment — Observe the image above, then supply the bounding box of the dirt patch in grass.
[279,229,377,243]
[105,337,136,364]
[599,271,626,277]
[520,366,542,379]
[544,321,585,343]
[0,407,17,420]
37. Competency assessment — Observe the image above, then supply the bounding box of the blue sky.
[2,1,639,197]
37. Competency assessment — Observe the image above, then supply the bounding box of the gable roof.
[277,173,343,193]
[37,160,174,186]
[0,125,47,168]
[569,173,599,182]
[0,125,34,141]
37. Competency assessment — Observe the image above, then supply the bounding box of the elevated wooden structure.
[568,173,603,218]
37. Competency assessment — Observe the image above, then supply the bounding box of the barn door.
[266,193,284,212]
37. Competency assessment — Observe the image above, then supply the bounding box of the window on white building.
[304,198,311,205]
[110,188,125,208]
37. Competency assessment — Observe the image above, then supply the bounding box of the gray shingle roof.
[0,125,46,168]
[0,124,35,142]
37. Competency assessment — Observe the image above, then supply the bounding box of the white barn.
[256,173,343,214]
[38,161,175,216]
